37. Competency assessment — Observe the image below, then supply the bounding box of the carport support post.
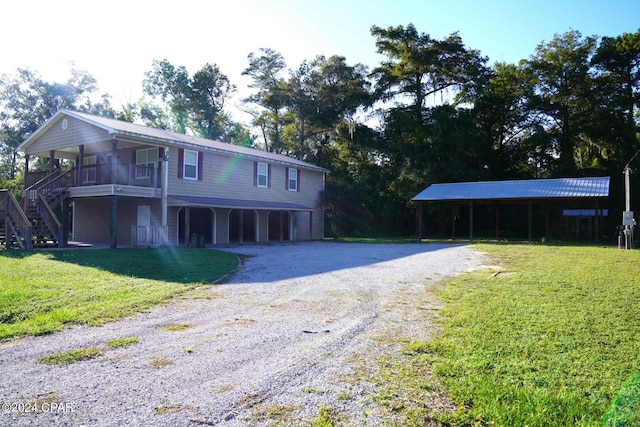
[528,200,533,243]
[495,202,500,241]
[239,209,244,245]
[595,200,600,243]
[469,201,474,242]
[417,202,423,241]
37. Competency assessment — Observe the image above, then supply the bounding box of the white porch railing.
[131,225,168,247]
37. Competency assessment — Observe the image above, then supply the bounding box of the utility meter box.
[623,211,635,226]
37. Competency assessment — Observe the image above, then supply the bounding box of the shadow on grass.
[0,247,239,284]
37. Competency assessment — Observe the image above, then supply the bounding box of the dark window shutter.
[267,164,271,188]
[253,162,257,186]
[285,167,289,189]
[132,150,137,163]
[158,147,164,160]
[178,149,184,178]
[197,151,203,181]
[297,169,301,192]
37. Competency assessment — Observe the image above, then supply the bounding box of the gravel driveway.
[0,242,484,426]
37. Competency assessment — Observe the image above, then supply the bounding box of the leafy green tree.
[282,55,371,161]
[462,62,540,178]
[189,63,236,140]
[142,59,242,143]
[526,30,597,176]
[242,48,287,153]
[370,23,488,124]
[591,29,640,165]
[0,67,100,180]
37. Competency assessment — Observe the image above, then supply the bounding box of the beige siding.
[73,197,163,245]
[168,150,325,208]
[26,117,112,158]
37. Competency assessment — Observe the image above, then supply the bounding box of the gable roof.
[412,176,610,202]
[18,109,328,173]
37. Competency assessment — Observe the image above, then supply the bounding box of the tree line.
[1,24,639,238]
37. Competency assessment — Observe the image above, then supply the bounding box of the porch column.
[78,144,84,186]
[309,211,313,240]
[185,206,191,246]
[279,211,284,241]
[161,148,169,231]
[238,209,244,245]
[111,139,118,184]
[110,195,118,248]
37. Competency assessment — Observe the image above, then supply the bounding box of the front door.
[137,205,151,245]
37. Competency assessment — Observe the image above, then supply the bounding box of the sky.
[1,0,639,125]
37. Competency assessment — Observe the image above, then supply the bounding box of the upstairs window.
[287,167,298,191]
[257,162,268,187]
[183,149,198,180]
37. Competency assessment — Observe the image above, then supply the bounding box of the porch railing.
[78,163,160,188]
[131,225,168,247]
[25,163,161,190]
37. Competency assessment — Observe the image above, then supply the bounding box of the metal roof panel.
[412,177,610,201]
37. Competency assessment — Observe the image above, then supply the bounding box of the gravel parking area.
[0,242,484,426]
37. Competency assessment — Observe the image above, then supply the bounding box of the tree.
[242,48,287,153]
[0,67,100,180]
[283,55,371,160]
[370,23,488,124]
[462,62,540,178]
[526,30,597,176]
[591,29,640,165]
[142,59,242,143]
[189,63,236,140]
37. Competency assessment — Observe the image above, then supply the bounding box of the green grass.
[106,336,140,349]
[38,347,105,365]
[425,243,640,426]
[0,248,238,339]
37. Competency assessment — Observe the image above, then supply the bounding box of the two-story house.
[5,109,327,248]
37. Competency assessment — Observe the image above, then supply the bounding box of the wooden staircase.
[1,170,71,249]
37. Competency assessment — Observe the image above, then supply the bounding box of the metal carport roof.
[411,176,610,202]
[411,176,611,242]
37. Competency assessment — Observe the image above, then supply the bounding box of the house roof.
[18,109,328,173]
[411,176,611,202]
[168,196,314,211]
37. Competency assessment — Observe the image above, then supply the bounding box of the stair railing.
[37,193,63,247]
[1,190,32,249]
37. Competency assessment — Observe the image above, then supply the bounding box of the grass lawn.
[422,243,640,426]
[0,247,238,339]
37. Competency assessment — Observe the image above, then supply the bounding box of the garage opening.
[178,207,213,246]
[269,211,291,241]
[229,209,256,244]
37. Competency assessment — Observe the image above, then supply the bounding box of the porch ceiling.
[168,196,314,211]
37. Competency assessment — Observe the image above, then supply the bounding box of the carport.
[412,176,611,242]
